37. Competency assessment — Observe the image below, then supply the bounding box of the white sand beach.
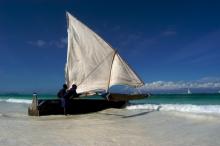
[1,102,220,146]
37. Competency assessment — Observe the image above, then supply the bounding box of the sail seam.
[77,52,114,87]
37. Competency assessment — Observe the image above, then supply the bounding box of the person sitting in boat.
[57,84,68,115]
[60,84,80,115]
[64,84,80,99]
[57,84,68,98]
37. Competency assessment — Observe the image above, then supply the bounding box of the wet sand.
[0,102,220,146]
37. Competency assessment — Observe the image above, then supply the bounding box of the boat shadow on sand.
[98,106,162,119]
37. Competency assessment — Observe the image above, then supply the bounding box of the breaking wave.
[0,98,32,104]
[126,104,220,114]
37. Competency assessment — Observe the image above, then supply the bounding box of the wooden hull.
[28,93,148,116]
[28,97,127,116]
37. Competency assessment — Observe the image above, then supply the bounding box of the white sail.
[65,12,144,93]
[109,53,144,87]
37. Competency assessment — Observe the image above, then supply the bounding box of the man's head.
[72,84,77,90]
[63,84,68,89]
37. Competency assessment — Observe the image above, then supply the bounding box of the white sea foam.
[127,104,220,114]
[0,98,32,104]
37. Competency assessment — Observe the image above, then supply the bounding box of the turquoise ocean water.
[131,94,220,105]
[1,93,220,114]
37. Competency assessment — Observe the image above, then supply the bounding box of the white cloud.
[60,37,67,44]
[28,40,46,47]
[139,79,220,91]
[199,77,220,82]
[27,37,67,48]
[161,30,177,36]
[36,40,46,47]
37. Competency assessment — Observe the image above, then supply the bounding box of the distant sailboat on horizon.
[187,88,191,94]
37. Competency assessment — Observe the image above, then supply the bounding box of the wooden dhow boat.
[28,12,148,116]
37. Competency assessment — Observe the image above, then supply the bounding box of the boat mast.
[106,50,117,93]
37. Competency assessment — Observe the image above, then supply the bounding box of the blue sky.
[0,0,220,93]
